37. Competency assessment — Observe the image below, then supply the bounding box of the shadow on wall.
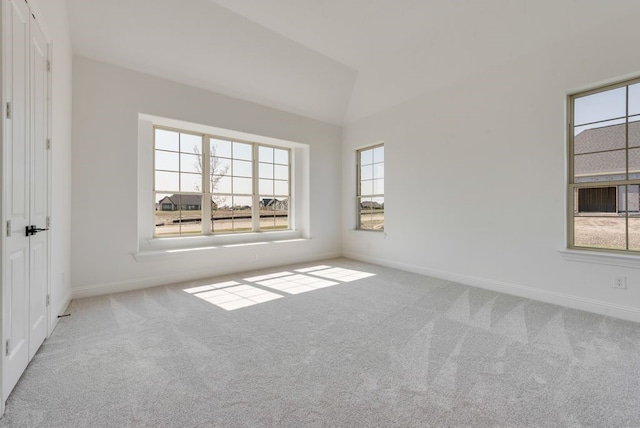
[183,265,376,311]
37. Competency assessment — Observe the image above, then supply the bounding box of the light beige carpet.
[2,258,640,427]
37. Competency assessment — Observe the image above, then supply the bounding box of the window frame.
[153,126,206,237]
[153,125,292,238]
[567,76,640,254]
[356,143,385,232]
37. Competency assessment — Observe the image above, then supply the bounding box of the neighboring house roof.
[361,201,383,208]
[261,198,279,204]
[574,122,640,176]
[261,198,289,211]
[159,195,203,206]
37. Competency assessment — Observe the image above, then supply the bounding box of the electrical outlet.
[614,276,627,289]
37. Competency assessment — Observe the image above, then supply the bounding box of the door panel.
[31,14,47,223]
[3,0,31,401]
[28,10,49,359]
[8,0,28,220]
[4,248,28,394]
[29,240,46,359]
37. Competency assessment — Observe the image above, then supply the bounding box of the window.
[357,144,384,231]
[154,127,290,237]
[569,78,640,252]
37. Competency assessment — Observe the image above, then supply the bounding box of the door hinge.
[6,102,11,119]
[47,60,51,72]
[46,216,50,228]
[5,339,10,357]
[46,294,50,307]
[6,220,11,237]
[46,138,51,150]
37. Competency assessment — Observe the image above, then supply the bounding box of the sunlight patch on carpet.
[183,264,376,310]
[184,281,283,310]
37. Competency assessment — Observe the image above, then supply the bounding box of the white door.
[3,0,31,400]
[28,10,49,361]
[2,0,50,400]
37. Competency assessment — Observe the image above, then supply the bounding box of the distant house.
[260,198,288,211]
[360,201,383,209]
[158,195,217,211]
[574,122,640,213]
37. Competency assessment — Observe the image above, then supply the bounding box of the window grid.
[258,145,290,231]
[569,77,640,253]
[209,139,254,233]
[154,128,204,236]
[154,126,291,237]
[356,144,384,231]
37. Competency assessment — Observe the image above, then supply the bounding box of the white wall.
[72,56,342,297]
[342,14,640,322]
[31,0,73,330]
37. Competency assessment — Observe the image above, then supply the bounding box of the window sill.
[559,249,640,269]
[347,229,387,239]
[135,230,306,262]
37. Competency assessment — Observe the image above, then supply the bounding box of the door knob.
[25,225,49,236]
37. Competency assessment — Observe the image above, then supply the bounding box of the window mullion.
[356,152,361,229]
[178,133,183,235]
[252,144,260,232]
[202,135,212,235]
[626,87,630,250]
[625,185,630,250]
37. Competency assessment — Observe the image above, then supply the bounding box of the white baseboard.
[343,251,640,324]
[71,251,342,299]
[71,248,640,323]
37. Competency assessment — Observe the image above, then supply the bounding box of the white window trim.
[137,114,310,256]
[559,249,640,269]
[356,143,385,232]
[153,127,292,237]
[567,77,640,256]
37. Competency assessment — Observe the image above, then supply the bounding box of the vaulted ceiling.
[66,0,640,125]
